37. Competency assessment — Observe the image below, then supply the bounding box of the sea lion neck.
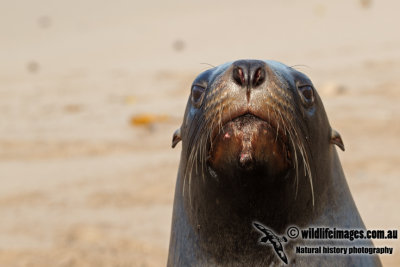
[187,166,315,232]
[178,165,315,262]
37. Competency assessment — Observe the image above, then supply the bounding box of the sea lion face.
[177,60,339,200]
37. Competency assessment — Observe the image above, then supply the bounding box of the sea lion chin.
[208,113,291,181]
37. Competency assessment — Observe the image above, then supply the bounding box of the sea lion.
[168,60,381,266]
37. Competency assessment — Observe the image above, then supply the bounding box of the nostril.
[253,68,265,87]
[233,67,245,86]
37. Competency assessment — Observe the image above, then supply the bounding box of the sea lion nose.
[232,60,266,89]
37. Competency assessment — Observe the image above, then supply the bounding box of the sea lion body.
[168,60,381,266]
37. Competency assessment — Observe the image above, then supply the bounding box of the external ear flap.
[330,128,345,151]
[172,128,182,148]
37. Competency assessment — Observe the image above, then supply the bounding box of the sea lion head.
[173,59,344,208]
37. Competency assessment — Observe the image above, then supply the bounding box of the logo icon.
[253,222,288,264]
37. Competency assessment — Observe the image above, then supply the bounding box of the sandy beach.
[0,0,399,266]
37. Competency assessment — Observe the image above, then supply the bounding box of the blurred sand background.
[0,0,399,266]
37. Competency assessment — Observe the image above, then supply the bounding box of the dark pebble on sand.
[37,16,52,28]
[27,61,40,73]
[172,39,185,52]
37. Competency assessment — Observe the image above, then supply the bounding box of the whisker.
[200,62,216,68]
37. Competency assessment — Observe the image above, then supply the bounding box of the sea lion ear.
[330,129,345,151]
[172,128,182,148]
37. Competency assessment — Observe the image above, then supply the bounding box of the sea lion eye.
[298,85,314,106]
[191,85,206,108]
